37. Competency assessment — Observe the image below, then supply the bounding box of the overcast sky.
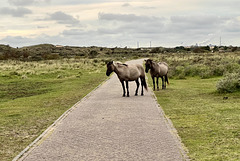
[0,0,240,48]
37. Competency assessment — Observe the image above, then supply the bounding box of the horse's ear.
[149,59,153,65]
[106,61,113,65]
[144,60,147,62]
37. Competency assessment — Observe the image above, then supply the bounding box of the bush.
[150,47,162,53]
[216,72,240,93]
[175,66,186,79]
[89,50,99,58]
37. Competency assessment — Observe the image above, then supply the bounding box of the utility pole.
[220,36,222,46]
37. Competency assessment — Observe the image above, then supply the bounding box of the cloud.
[37,26,48,29]
[62,29,87,36]
[0,7,32,17]
[122,3,131,7]
[46,11,81,27]
[98,13,165,34]
[98,12,164,23]
[166,15,229,35]
[223,18,240,33]
[8,0,51,6]
[1,1,240,48]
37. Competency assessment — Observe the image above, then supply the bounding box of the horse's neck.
[113,64,122,75]
[151,62,159,71]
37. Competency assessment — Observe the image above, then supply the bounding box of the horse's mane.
[114,61,128,67]
[158,62,169,67]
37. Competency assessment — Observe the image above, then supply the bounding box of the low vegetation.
[151,77,240,161]
[0,43,239,160]
[148,51,240,160]
[0,59,108,160]
[0,44,150,61]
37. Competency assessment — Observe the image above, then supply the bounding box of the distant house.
[55,45,64,48]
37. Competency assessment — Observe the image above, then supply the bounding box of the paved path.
[16,59,188,161]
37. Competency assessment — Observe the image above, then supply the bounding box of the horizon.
[1,43,239,49]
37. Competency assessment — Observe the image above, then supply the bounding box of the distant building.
[55,45,64,48]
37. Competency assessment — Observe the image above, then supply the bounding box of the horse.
[145,59,169,91]
[106,61,148,97]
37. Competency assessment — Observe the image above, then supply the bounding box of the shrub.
[213,65,225,76]
[150,47,162,53]
[89,50,99,58]
[216,72,240,93]
[175,66,186,79]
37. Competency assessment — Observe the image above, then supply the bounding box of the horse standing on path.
[106,61,148,97]
[145,59,169,91]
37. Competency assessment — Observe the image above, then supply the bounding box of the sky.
[0,0,240,48]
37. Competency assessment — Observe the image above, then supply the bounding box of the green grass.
[150,77,240,160]
[0,59,107,161]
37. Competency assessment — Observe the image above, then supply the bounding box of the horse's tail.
[165,74,170,85]
[142,77,148,91]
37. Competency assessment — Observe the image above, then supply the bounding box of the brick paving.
[17,59,188,161]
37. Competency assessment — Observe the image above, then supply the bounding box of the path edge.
[150,89,190,161]
[12,77,110,161]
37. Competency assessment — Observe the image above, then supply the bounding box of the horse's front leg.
[126,81,129,97]
[156,77,159,91]
[135,79,139,96]
[152,76,155,91]
[121,81,126,97]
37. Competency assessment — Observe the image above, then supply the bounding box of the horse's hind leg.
[135,79,139,96]
[165,75,169,87]
[152,76,155,91]
[140,78,144,96]
[157,77,160,91]
[121,81,126,97]
[164,75,167,89]
[161,76,165,89]
[126,81,129,97]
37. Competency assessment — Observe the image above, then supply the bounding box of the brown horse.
[145,59,169,90]
[106,61,147,97]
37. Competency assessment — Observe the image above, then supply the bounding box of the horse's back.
[150,62,168,77]
[127,64,145,80]
[158,62,168,75]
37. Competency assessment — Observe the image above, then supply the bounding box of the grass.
[150,77,240,160]
[0,59,107,161]
[1,50,239,160]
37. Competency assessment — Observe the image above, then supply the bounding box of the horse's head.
[106,61,114,76]
[145,59,153,73]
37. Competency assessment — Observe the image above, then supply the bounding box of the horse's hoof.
[135,94,138,96]
[141,94,144,96]
[123,95,125,97]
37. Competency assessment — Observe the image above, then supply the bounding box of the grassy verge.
[0,59,107,160]
[150,77,240,160]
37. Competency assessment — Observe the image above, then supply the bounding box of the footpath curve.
[15,59,189,161]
